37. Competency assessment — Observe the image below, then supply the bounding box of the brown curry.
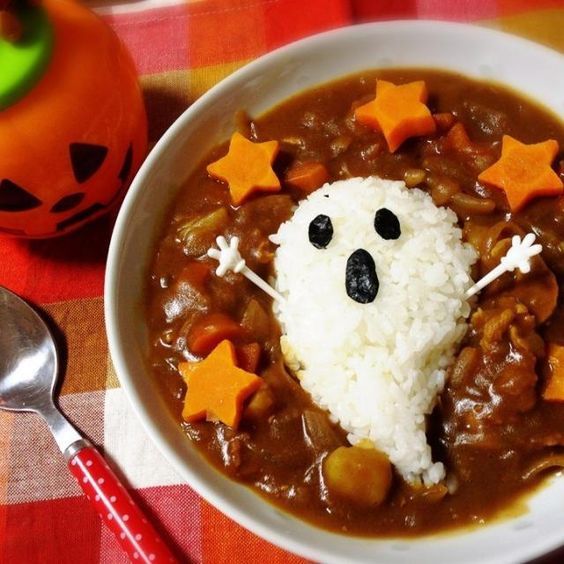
[146,69,564,536]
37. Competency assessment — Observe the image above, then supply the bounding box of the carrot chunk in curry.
[236,342,262,373]
[284,161,329,193]
[187,312,244,356]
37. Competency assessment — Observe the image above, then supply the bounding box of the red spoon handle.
[68,445,178,563]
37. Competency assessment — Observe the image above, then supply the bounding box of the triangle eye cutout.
[0,179,42,212]
[69,143,108,183]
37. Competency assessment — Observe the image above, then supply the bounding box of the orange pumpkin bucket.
[0,0,147,237]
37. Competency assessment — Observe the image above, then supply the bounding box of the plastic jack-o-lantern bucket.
[0,0,147,237]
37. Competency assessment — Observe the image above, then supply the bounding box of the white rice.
[271,177,477,485]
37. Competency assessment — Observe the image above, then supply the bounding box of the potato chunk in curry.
[323,446,392,507]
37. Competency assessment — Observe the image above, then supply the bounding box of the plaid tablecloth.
[1,1,563,562]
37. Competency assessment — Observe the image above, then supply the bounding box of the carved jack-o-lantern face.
[0,0,147,237]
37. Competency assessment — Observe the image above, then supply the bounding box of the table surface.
[1,0,564,562]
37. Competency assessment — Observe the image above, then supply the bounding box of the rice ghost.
[271,177,477,485]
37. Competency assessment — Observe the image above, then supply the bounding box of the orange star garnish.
[354,80,436,152]
[478,135,563,212]
[207,132,280,205]
[179,340,262,429]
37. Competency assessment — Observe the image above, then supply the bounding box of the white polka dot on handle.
[120,532,126,540]
[71,459,76,466]
[82,477,88,484]
[123,514,129,522]
[86,460,93,467]
[95,495,100,502]
[107,513,113,521]
[149,555,155,562]
[135,534,142,541]
[110,495,117,502]
[133,552,139,560]
[97,478,105,485]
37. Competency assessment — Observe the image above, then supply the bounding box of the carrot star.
[207,132,280,205]
[179,339,262,429]
[354,80,436,152]
[478,135,563,212]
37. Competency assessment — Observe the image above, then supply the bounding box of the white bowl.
[105,21,564,564]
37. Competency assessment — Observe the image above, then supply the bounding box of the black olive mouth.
[345,248,379,304]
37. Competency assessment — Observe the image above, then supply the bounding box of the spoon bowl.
[0,286,58,413]
[0,285,178,563]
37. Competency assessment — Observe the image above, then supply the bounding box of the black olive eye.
[309,214,333,249]
[374,208,401,240]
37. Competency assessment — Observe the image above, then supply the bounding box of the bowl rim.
[105,19,564,563]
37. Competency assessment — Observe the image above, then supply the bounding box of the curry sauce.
[146,69,564,536]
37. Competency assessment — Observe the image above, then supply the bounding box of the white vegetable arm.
[207,236,285,302]
[465,233,542,298]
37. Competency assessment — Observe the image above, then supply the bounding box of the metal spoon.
[0,286,177,563]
